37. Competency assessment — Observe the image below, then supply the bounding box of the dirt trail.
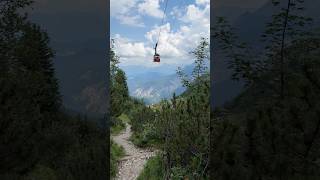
[112,123,156,180]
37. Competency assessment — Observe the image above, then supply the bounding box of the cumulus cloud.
[110,0,137,16]
[113,34,153,58]
[182,4,210,25]
[138,0,164,18]
[170,6,184,18]
[113,32,189,67]
[146,3,210,59]
[111,0,145,27]
[195,0,210,6]
[145,23,185,58]
[118,15,145,27]
[112,1,210,67]
[111,0,166,26]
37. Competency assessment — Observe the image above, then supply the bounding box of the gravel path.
[112,123,156,180]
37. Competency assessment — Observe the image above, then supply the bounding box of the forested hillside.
[211,0,320,179]
[0,1,107,179]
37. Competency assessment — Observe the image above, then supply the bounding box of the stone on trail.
[112,123,156,180]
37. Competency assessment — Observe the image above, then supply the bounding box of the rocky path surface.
[112,123,156,180]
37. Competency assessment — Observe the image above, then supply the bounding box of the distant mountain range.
[128,72,185,105]
[122,64,195,105]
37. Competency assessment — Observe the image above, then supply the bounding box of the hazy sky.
[111,0,210,68]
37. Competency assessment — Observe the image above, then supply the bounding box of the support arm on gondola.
[154,42,158,55]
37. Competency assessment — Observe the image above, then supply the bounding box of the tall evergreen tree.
[110,48,129,117]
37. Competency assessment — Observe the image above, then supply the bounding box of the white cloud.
[170,6,184,18]
[195,0,210,6]
[113,33,188,67]
[112,1,210,67]
[110,0,137,16]
[118,15,145,27]
[145,23,185,58]
[182,4,210,25]
[111,0,145,27]
[146,3,210,60]
[113,34,153,58]
[138,0,164,18]
[111,0,166,26]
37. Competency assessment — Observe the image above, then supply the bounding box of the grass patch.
[137,155,164,180]
[111,123,125,135]
[111,114,129,135]
[110,140,125,178]
[118,113,130,123]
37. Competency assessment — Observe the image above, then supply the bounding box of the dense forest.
[0,1,107,179]
[211,0,320,179]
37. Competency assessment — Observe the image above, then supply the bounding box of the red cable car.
[153,42,160,62]
[153,53,160,62]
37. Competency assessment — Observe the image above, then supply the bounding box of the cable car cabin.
[153,54,160,62]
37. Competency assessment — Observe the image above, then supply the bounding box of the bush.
[137,155,164,180]
[130,123,159,148]
[26,165,57,180]
[110,140,125,178]
[110,116,126,135]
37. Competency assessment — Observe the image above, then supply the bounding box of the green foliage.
[26,165,58,180]
[137,155,164,180]
[110,116,126,135]
[129,101,160,147]
[158,78,210,179]
[110,140,125,178]
[130,122,159,147]
[109,47,131,178]
[0,1,107,179]
[211,1,320,179]
[0,0,61,176]
[118,113,130,123]
[53,117,107,180]
[129,38,210,179]
[110,48,129,117]
[177,37,209,88]
[170,167,188,180]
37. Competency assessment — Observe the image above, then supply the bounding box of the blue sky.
[110,0,210,69]
[111,0,194,40]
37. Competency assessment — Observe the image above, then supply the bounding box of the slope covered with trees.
[0,1,107,179]
[211,0,320,179]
